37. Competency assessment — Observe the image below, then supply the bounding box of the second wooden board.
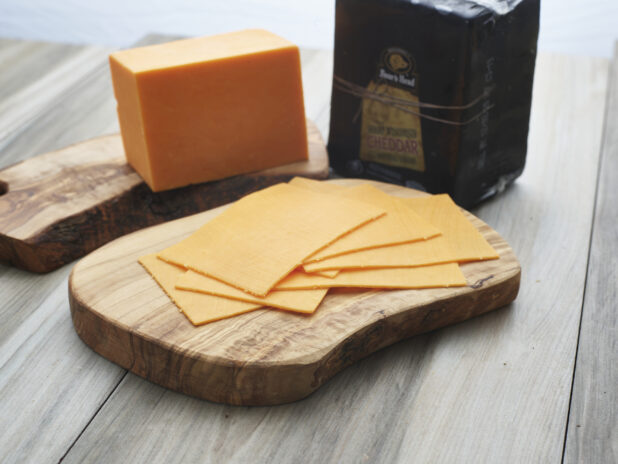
[69,179,520,406]
[0,119,328,273]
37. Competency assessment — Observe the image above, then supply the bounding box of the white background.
[0,0,617,57]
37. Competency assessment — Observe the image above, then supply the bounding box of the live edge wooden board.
[69,179,520,406]
[0,120,327,273]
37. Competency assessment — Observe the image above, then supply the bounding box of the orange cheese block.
[302,194,498,272]
[275,263,467,290]
[109,29,308,192]
[138,254,261,326]
[289,179,440,262]
[158,183,385,297]
[176,270,328,314]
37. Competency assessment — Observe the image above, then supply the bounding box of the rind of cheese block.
[138,254,261,326]
[176,270,328,314]
[109,29,308,192]
[158,183,386,297]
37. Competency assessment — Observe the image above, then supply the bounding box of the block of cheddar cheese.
[109,29,308,192]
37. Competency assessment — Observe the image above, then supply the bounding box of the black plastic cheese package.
[327,0,540,207]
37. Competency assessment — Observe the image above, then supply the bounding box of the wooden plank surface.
[564,44,618,464]
[62,53,608,463]
[0,35,612,464]
[0,38,128,464]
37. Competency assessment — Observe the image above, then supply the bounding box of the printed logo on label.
[385,49,412,74]
[376,48,417,91]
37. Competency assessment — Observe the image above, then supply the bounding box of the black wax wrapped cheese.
[328,0,540,208]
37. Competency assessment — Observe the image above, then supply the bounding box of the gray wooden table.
[0,36,616,464]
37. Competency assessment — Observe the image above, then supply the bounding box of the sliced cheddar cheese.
[158,183,385,297]
[289,179,440,262]
[302,234,456,272]
[303,193,498,272]
[401,194,499,262]
[109,29,308,192]
[138,254,261,326]
[276,263,466,290]
[176,270,328,314]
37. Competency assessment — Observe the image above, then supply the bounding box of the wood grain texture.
[69,179,520,406]
[0,119,328,273]
[0,44,108,146]
[0,39,87,104]
[61,52,609,464]
[0,264,126,464]
[564,44,618,464]
[0,37,127,464]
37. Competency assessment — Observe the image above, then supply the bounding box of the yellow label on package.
[359,81,425,172]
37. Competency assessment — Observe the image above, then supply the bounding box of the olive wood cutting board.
[0,119,328,273]
[69,179,521,406]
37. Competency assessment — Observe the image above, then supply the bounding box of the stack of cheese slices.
[139,177,499,326]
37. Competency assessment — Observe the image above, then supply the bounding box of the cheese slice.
[138,254,261,326]
[276,263,466,290]
[289,179,440,262]
[176,270,328,314]
[110,29,308,192]
[303,193,498,272]
[401,194,499,262]
[158,183,385,297]
[303,234,456,272]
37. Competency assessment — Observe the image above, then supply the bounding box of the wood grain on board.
[0,120,328,273]
[564,44,618,464]
[69,179,520,406]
